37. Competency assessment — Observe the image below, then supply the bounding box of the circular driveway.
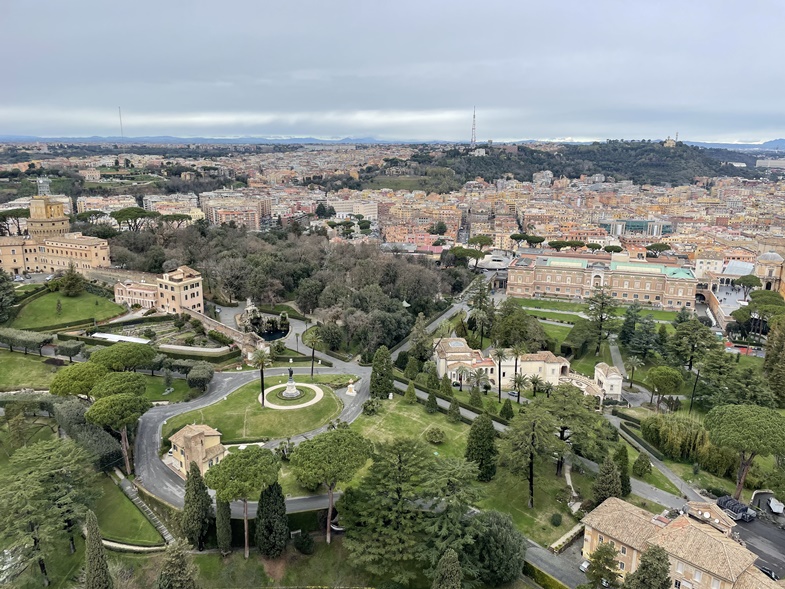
[261,382,324,410]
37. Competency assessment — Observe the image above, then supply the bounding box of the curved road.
[134,317,371,518]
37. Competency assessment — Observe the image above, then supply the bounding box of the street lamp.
[295,332,300,353]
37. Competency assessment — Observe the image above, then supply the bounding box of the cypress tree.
[432,548,462,589]
[613,445,632,497]
[404,356,420,380]
[469,386,483,409]
[85,510,112,589]
[216,500,232,555]
[404,381,417,404]
[440,375,453,397]
[255,481,289,558]
[426,390,438,414]
[500,399,514,420]
[592,456,622,505]
[484,398,498,415]
[156,539,198,589]
[181,462,213,550]
[370,346,394,399]
[447,395,461,423]
[465,414,497,482]
[632,453,652,477]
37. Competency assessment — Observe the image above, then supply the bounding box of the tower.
[28,193,69,239]
[36,176,51,196]
[470,107,476,149]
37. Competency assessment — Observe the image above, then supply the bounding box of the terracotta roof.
[581,497,662,551]
[169,424,222,447]
[204,444,226,461]
[595,362,622,378]
[647,516,757,582]
[519,350,569,364]
[733,568,782,589]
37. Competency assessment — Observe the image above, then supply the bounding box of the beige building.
[27,195,70,239]
[594,363,624,402]
[78,169,101,181]
[0,232,110,276]
[114,280,158,309]
[168,424,226,478]
[507,255,698,310]
[156,266,203,314]
[582,498,779,589]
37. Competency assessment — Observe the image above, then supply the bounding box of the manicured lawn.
[142,374,191,402]
[524,310,582,324]
[541,322,572,349]
[351,394,470,459]
[14,283,41,294]
[570,343,614,377]
[94,475,164,546]
[664,459,753,503]
[514,299,587,312]
[162,375,349,444]
[0,349,60,391]
[735,353,764,371]
[9,291,125,329]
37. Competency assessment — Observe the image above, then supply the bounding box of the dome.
[758,251,784,263]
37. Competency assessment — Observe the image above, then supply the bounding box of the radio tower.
[118,107,124,140]
[470,107,476,149]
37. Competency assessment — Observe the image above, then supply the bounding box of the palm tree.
[510,342,528,376]
[469,368,489,393]
[543,382,554,398]
[472,309,489,349]
[303,327,322,379]
[512,373,530,404]
[491,346,508,403]
[250,348,271,408]
[529,375,544,397]
[456,365,471,392]
[625,355,643,390]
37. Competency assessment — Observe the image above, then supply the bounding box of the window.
[620,546,627,555]
[598,536,604,543]
[694,571,702,583]
[676,562,684,574]
[618,562,625,571]
[711,580,719,589]
[675,582,681,589]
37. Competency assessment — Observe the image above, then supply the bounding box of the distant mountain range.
[1,134,784,151]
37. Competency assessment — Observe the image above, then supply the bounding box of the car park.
[758,567,780,581]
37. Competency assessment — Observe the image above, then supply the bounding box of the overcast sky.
[2,0,783,142]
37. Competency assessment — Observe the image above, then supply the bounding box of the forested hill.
[435,140,757,186]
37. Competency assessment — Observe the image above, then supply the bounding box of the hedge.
[28,319,96,332]
[619,421,664,461]
[52,398,123,471]
[392,374,510,428]
[161,347,241,364]
[108,314,176,327]
[523,561,569,589]
[256,304,306,321]
[55,333,116,347]
[14,285,48,304]
[612,408,642,425]
[207,329,234,346]
[322,348,354,362]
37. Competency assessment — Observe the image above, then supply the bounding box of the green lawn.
[736,353,765,370]
[162,375,349,444]
[540,322,572,349]
[663,459,753,503]
[142,374,191,402]
[570,343,614,377]
[14,283,42,294]
[9,291,125,329]
[0,349,60,391]
[94,475,164,546]
[524,310,582,324]
[514,299,587,312]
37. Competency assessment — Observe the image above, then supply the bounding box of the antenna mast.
[118,107,124,140]
[470,107,476,149]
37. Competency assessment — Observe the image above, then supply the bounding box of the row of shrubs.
[53,397,124,471]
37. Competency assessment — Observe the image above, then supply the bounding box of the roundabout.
[261,382,324,410]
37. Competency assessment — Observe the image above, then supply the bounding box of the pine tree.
[465,414,497,482]
[404,381,417,404]
[469,386,483,408]
[593,456,622,505]
[440,375,453,397]
[0,270,15,324]
[618,303,640,346]
[255,481,289,558]
[181,462,213,550]
[216,500,232,555]
[432,548,462,589]
[404,356,420,380]
[370,346,394,399]
[622,545,671,589]
[613,445,631,497]
[426,390,438,414]
[500,399,514,420]
[447,396,461,423]
[632,453,652,477]
[85,510,112,589]
[156,539,198,589]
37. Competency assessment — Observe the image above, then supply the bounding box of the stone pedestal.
[346,380,356,396]
[282,376,301,399]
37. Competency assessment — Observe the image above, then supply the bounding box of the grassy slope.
[570,343,614,377]
[10,291,125,329]
[94,475,164,546]
[0,350,59,391]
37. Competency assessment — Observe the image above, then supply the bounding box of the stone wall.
[178,307,264,357]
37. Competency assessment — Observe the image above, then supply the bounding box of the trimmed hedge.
[620,421,664,461]
[612,408,642,425]
[161,347,241,364]
[55,333,116,347]
[208,329,234,346]
[28,319,96,332]
[523,561,570,589]
[108,314,176,327]
[14,285,48,304]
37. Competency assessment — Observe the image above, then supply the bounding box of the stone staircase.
[115,470,175,544]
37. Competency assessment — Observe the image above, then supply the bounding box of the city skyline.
[3,0,784,142]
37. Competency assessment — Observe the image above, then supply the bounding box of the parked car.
[13,275,24,282]
[452,381,460,387]
[508,390,520,399]
[758,567,780,581]
[580,561,590,573]
[767,496,784,515]
[45,274,54,281]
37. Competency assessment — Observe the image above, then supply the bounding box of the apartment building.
[37,233,111,274]
[582,498,778,589]
[327,198,378,220]
[506,255,697,310]
[78,169,100,181]
[168,424,226,478]
[201,196,271,230]
[113,280,158,309]
[76,195,137,215]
